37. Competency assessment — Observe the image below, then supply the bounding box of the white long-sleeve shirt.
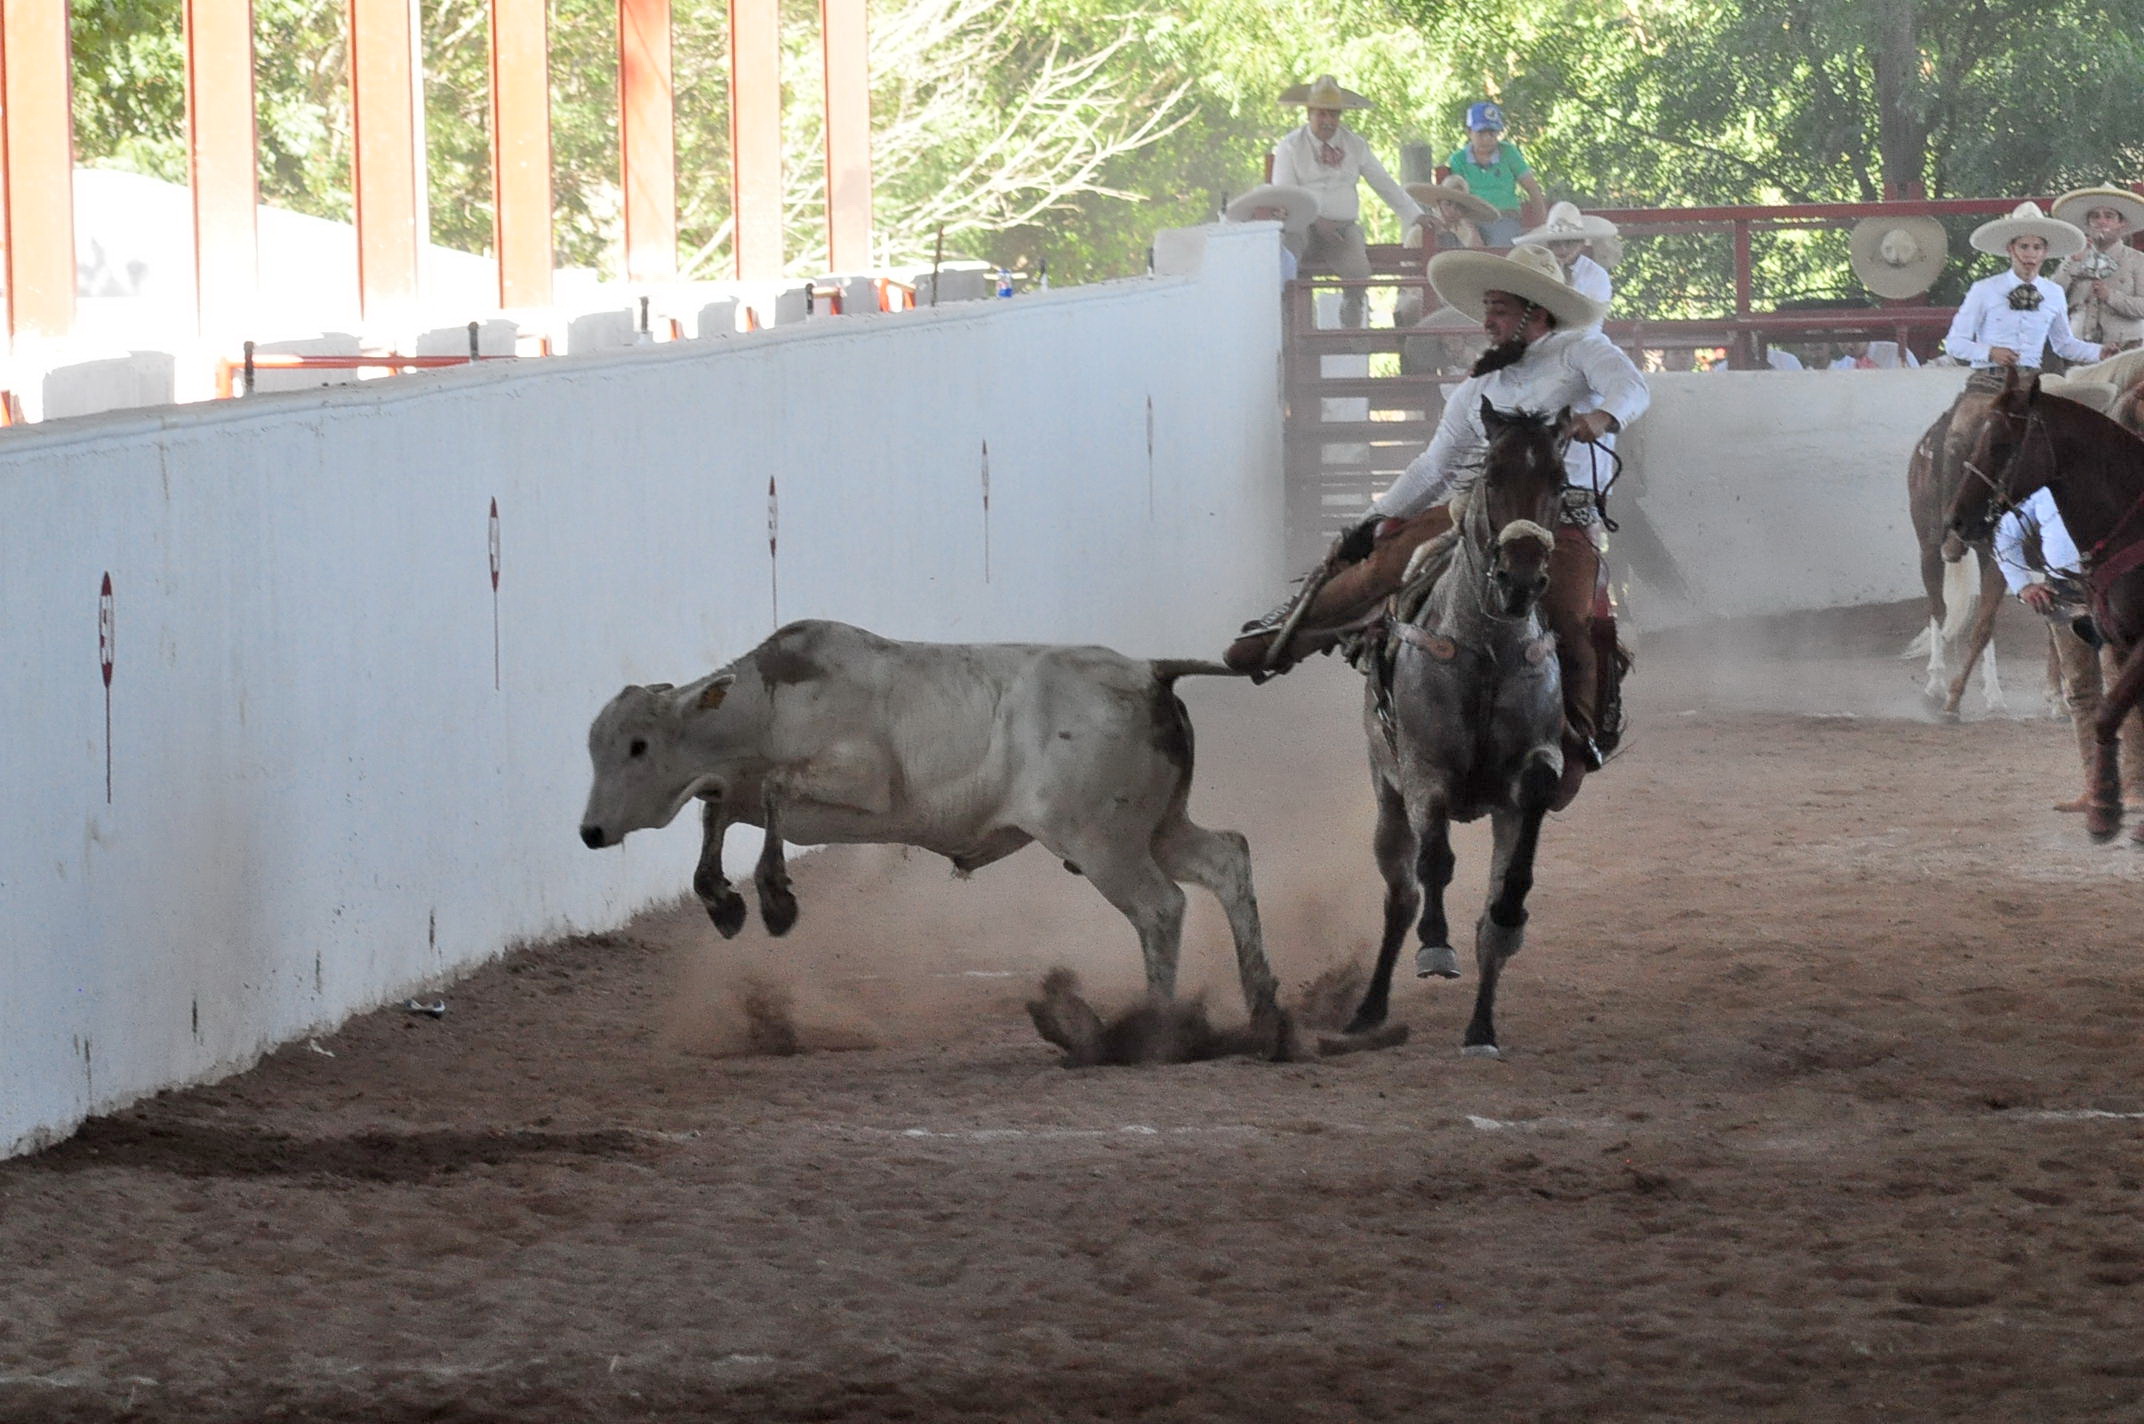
[1943,272,2103,368]
[1994,487,2083,595]
[1373,326,1650,518]
[1269,125,1422,229]
[1568,253,1612,315]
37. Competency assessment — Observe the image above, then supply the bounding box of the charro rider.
[2050,183,2144,354]
[1514,200,1621,314]
[1943,201,2106,382]
[1227,242,1649,799]
[1268,75,1423,329]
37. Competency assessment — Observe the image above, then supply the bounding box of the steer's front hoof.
[703,890,748,938]
[759,882,799,937]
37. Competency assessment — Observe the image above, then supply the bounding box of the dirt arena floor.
[4,600,2141,1423]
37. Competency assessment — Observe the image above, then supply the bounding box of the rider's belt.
[1559,487,1599,525]
[1965,366,2035,392]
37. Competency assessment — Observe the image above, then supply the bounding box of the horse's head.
[1477,397,1569,534]
[1469,399,1568,616]
[1948,366,2047,543]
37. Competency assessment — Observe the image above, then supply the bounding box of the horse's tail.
[1939,555,1980,645]
[1150,659,1243,682]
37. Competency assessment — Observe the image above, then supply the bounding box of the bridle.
[1958,400,2050,535]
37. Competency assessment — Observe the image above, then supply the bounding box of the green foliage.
[63,0,2144,299]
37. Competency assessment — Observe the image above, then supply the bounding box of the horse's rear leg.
[2087,640,2144,843]
[1463,772,1554,1058]
[1348,774,1422,1033]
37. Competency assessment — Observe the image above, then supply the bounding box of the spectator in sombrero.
[1268,74,1423,328]
[1224,182,1321,283]
[2050,184,2144,354]
[1408,173,1496,252]
[1515,201,1620,316]
[1943,202,2104,387]
[1445,100,1547,246]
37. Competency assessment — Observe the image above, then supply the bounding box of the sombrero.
[1849,214,1946,299]
[1278,75,1372,110]
[1428,242,1606,329]
[2052,184,2144,233]
[1404,174,1498,226]
[1969,201,2086,258]
[1515,200,1623,268]
[1224,183,1319,235]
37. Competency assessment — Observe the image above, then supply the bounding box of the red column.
[490,0,552,308]
[349,0,420,321]
[185,0,259,340]
[0,0,78,342]
[728,0,781,279]
[820,0,870,273]
[618,0,676,283]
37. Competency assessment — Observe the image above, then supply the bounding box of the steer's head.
[579,673,739,848]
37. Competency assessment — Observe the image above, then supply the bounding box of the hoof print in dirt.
[1315,1022,1411,1057]
[1025,969,1298,1067]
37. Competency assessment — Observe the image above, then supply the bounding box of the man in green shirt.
[1445,101,1546,246]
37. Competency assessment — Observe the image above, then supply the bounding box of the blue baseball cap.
[1467,101,1505,132]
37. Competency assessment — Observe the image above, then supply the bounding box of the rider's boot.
[1544,531,1604,809]
[1590,614,1629,759]
[1223,509,1453,674]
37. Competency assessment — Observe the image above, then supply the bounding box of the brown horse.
[1907,391,2012,719]
[1947,366,2144,842]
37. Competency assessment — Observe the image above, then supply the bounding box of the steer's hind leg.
[693,800,748,938]
[1153,812,1285,1051]
[754,789,799,936]
[1349,772,1421,1033]
[1053,833,1188,1003]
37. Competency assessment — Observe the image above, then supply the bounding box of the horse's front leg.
[1943,559,2007,719]
[754,786,799,935]
[1347,771,1422,1034]
[1463,762,1555,1058]
[692,798,748,937]
[1412,800,1458,982]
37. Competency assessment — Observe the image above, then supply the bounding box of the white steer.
[579,620,1281,1029]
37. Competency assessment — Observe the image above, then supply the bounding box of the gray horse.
[1347,402,1570,1056]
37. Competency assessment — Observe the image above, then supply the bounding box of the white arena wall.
[0,224,1287,1158]
[1623,367,1959,623]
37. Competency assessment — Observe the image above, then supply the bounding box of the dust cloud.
[640,599,2063,1062]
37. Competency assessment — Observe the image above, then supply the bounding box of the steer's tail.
[1150,659,1247,682]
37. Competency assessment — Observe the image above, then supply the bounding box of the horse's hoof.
[759,886,799,937]
[1415,944,1461,979]
[705,892,748,938]
[1460,1042,1502,1059]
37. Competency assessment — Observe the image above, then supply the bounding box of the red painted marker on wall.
[99,573,114,803]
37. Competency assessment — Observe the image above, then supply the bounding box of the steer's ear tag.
[697,674,736,711]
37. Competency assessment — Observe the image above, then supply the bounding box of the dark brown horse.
[1947,366,2144,842]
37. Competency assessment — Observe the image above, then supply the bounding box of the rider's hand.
[2020,582,2056,614]
[1566,410,1617,444]
[1988,346,2021,367]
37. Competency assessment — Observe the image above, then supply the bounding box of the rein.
[1570,438,1623,533]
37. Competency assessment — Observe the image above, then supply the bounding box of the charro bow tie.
[1316,140,1344,167]
[2007,283,2043,312]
